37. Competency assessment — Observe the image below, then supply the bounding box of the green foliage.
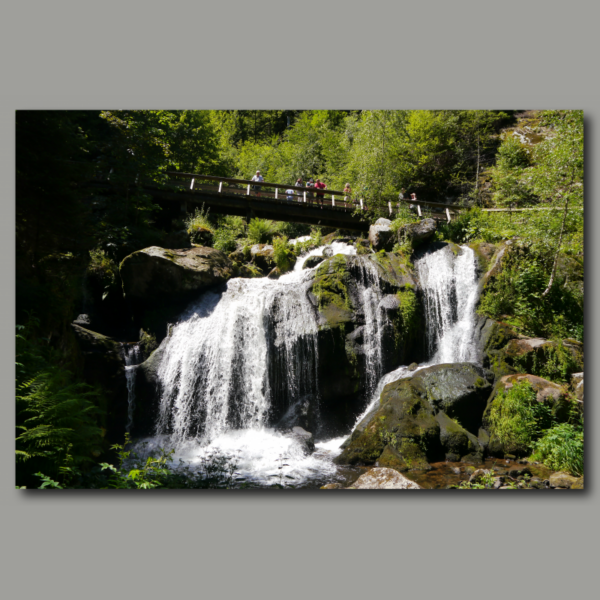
[138,330,158,357]
[16,321,105,488]
[310,227,323,247]
[247,218,276,244]
[478,243,583,341]
[531,421,584,476]
[213,215,247,253]
[272,236,294,272]
[488,381,553,455]
[185,205,213,233]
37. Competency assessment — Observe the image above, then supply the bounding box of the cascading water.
[128,241,481,487]
[414,244,480,363]
[345,244,482,441]
[122,343,143,433]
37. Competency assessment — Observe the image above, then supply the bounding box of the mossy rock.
[436,411,480,458]
[468,242,498,272]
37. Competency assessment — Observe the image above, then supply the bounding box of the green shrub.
[185,205,213,233]
[272,236,295,273]
[248,218,276,244]
[531,422,584,476]
[488,381,553,455]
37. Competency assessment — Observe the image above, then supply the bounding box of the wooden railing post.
[247,184,251,195]
[446,207,451,222]
[275,188,278,199]
[360,199,363,210]
[388,201,392,215]
[190,178,195,190]
[417,204,422,217]
[218,181,222,193]
[303,191,307,203]
[332,195,335,207]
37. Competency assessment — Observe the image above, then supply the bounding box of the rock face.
[399,218,436,248]
[290,427,315,455]
[347,467,421,489]
[120,246,234,301]
[549,472,579,489]
[70,324,127,441]
[307,251,423,435]
[335,363,494,467]
[368,218,395,251]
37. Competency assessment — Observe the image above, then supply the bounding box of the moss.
[312,255,354,329]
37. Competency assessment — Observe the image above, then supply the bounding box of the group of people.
[251,169,416,211]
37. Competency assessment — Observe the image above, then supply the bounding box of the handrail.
[166,171,350,196]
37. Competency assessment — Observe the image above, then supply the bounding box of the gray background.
[0,1,597,599]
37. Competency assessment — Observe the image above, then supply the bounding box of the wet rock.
[290,426,316,455]
[120,246,234,301]
[446,454,460,463]
[549,472,579,489]
[408,362,418,371]
[322,245,334,258]
[376,445,409,471]
[469,469,491,484]
[267,267,281,279]
[303,255,326,270]
[347,467,421,489]
[369,218,395,252]
[399,218,436,248]
[321,483,344,489]
[460,453,484,465]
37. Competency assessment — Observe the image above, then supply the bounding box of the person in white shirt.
[251,170,264,197]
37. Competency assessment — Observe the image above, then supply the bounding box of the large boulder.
[308,252,423,435]
[347,467,421,489]
[368,218,394,251]
[399,218,436,248]
[335,363,493,467]
[250,244,275,274]
[120,246,234,301]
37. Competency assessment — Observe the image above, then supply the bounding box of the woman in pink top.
[315,179,327,207]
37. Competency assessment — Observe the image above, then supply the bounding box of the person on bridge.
[306,178,315,204]
[285,187,295,201]
[295,178,303,201]
[315,179,327,207]
[252,170,264,197]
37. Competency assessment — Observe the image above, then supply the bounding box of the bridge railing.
[166,171,366,211]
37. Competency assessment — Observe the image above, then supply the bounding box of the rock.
[303,255,326,270]
[73,313,92,327]
[376,445,409,471]
[549,472,579,489]
[70,324,127,441]
[571,372,584,403]
[571,476,584,490]
[408,362,418,371]
[250,244,275,274]
[322,245,334,258]
[436,411,481,459]
[335,363,492,467]
[499,374,569,420]
[414,363,495,433]
[474,318,519,378]
[347,467,421,489]
[399,218,436,248]
[321,483,344,489]
[267,267,281,279]
[493,479,503,489]
[468,242,498,272]
[446,454,460,463]
[120,246,234,301]
[163,229,192,249]
[368,218,395,251]
[469,469,491,484]
[290,426,315,455]
[451,466,461,474]
[460,453,484,465]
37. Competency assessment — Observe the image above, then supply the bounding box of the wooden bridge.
[163,172,372,232]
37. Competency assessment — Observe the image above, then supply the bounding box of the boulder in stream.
[346,467,421,489]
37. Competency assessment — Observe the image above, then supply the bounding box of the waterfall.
[351,244,481,433]
[122,343,143,433]
[154,242,362,446]
[414,244,480,363]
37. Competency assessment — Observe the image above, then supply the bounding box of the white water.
[344,244,481,440]
[129,242,481,487]
[123,343,142,433]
